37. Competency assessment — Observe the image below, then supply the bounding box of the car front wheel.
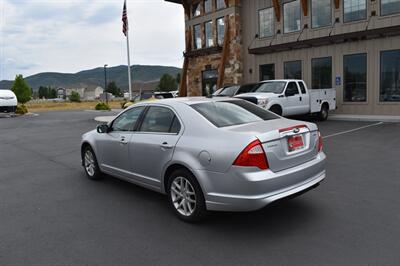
[168,169,207,222]
[83,146,102,180]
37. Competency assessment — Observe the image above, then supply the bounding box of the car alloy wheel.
[168,169,207,222]
[84,149,96,177]
[83,146,102,180]
[170,176,197,216]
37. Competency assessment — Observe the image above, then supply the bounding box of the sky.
[0,0,185,81]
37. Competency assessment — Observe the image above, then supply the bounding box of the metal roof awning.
[249,25,400,55]
[165,0,183,4]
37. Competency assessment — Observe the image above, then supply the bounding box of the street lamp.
[104,64,108,105]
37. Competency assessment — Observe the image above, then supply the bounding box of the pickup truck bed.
[310,89,336,113]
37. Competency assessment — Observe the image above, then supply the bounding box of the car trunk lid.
[227,119,319,172]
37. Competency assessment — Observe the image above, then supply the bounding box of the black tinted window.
[237,84,259,94]
[140,106,178,133]
[170,116,181,134]
[298,82,307,94]
[112,107,145,132]
[191,100,278,128]
[285,82,300,96]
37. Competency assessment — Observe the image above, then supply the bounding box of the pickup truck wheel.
[318,104,329,121]
[269,105,282,116]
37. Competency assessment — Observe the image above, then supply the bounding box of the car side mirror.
[97,124,109,134]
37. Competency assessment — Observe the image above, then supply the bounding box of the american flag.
[122,0,128,36]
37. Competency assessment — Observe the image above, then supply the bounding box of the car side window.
[298,82,307,94]
[169,116,181,134]
[112,106,145,132]
[139,106,180,134]
[285,82,300,97]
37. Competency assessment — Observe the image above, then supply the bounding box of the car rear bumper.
[195,152,326,212]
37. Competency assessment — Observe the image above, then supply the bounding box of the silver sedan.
[81,97,326,222]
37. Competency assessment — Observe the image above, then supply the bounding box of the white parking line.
[323,122,384,139]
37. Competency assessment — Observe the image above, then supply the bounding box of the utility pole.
[104,64,108,104]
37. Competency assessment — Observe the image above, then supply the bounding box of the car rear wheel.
[168,169,207,222]
[83,146,102,180]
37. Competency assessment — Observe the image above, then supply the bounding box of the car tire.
[82,146,103,180]
[318,104,329,121]
[167,169,207,222]
[269,105,282,116]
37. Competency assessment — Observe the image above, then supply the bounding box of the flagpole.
[126,29,132,101]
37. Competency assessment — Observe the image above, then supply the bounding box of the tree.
[69,91,81,102]
[157,74,177,92]
[38,86,48,99]
[176,73,181,86]
[11,75,31,104]
[107,81,123,97]
[49,88,57,99]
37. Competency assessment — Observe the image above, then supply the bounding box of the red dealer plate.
[287,135,304,152]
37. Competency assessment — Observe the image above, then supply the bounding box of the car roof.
[131,97,242,108]
[259,79,303,82]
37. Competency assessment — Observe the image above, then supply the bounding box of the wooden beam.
[217,16,230,89]
[272,0,281,22]
[182,1,190,18]
[301,0,308,16]
[224,0,229,7]
[334,0,340,9]
[179,27,192,97]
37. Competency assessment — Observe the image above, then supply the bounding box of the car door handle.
[160,142,173,149]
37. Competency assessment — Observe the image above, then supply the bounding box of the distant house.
[65,87,104,101]
[65,88,85,99]
[84,87,104,101]
[57,88,66,99]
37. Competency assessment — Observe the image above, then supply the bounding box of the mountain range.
[0,65,182,91]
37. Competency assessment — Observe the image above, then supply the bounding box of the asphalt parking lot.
[1,110,399,265]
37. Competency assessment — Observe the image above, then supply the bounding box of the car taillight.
[317,131,323,152]
[233,140,269,170]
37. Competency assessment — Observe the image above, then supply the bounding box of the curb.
[94,116,116,123]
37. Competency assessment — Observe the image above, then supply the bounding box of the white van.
[0,90,18,113]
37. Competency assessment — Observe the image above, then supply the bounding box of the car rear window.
[191,100,278,127]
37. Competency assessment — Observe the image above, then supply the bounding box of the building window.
[202,69,218,96]
[193,24,202,50]
[205,21,214,48]
[284,61,302,80]
[311,0,331,28]
[381,0,400,16]
[192,2,201,17]
[344,53,367,102]
[344,0,367,22]
[284,0,301,33]
[217,17,225,46]
[312,57,332,89]
[204,0,212,13]
[380,50,400,102]
[259,8,274,38]
[260,64,275,81]
[216,0,226,10]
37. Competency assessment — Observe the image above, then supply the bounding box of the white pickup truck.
[0,90,18,113]
[236,79,336,120]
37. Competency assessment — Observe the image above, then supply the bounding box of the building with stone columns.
[166,0,400,115]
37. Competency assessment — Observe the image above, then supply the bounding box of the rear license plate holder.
[287,135,304,152]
